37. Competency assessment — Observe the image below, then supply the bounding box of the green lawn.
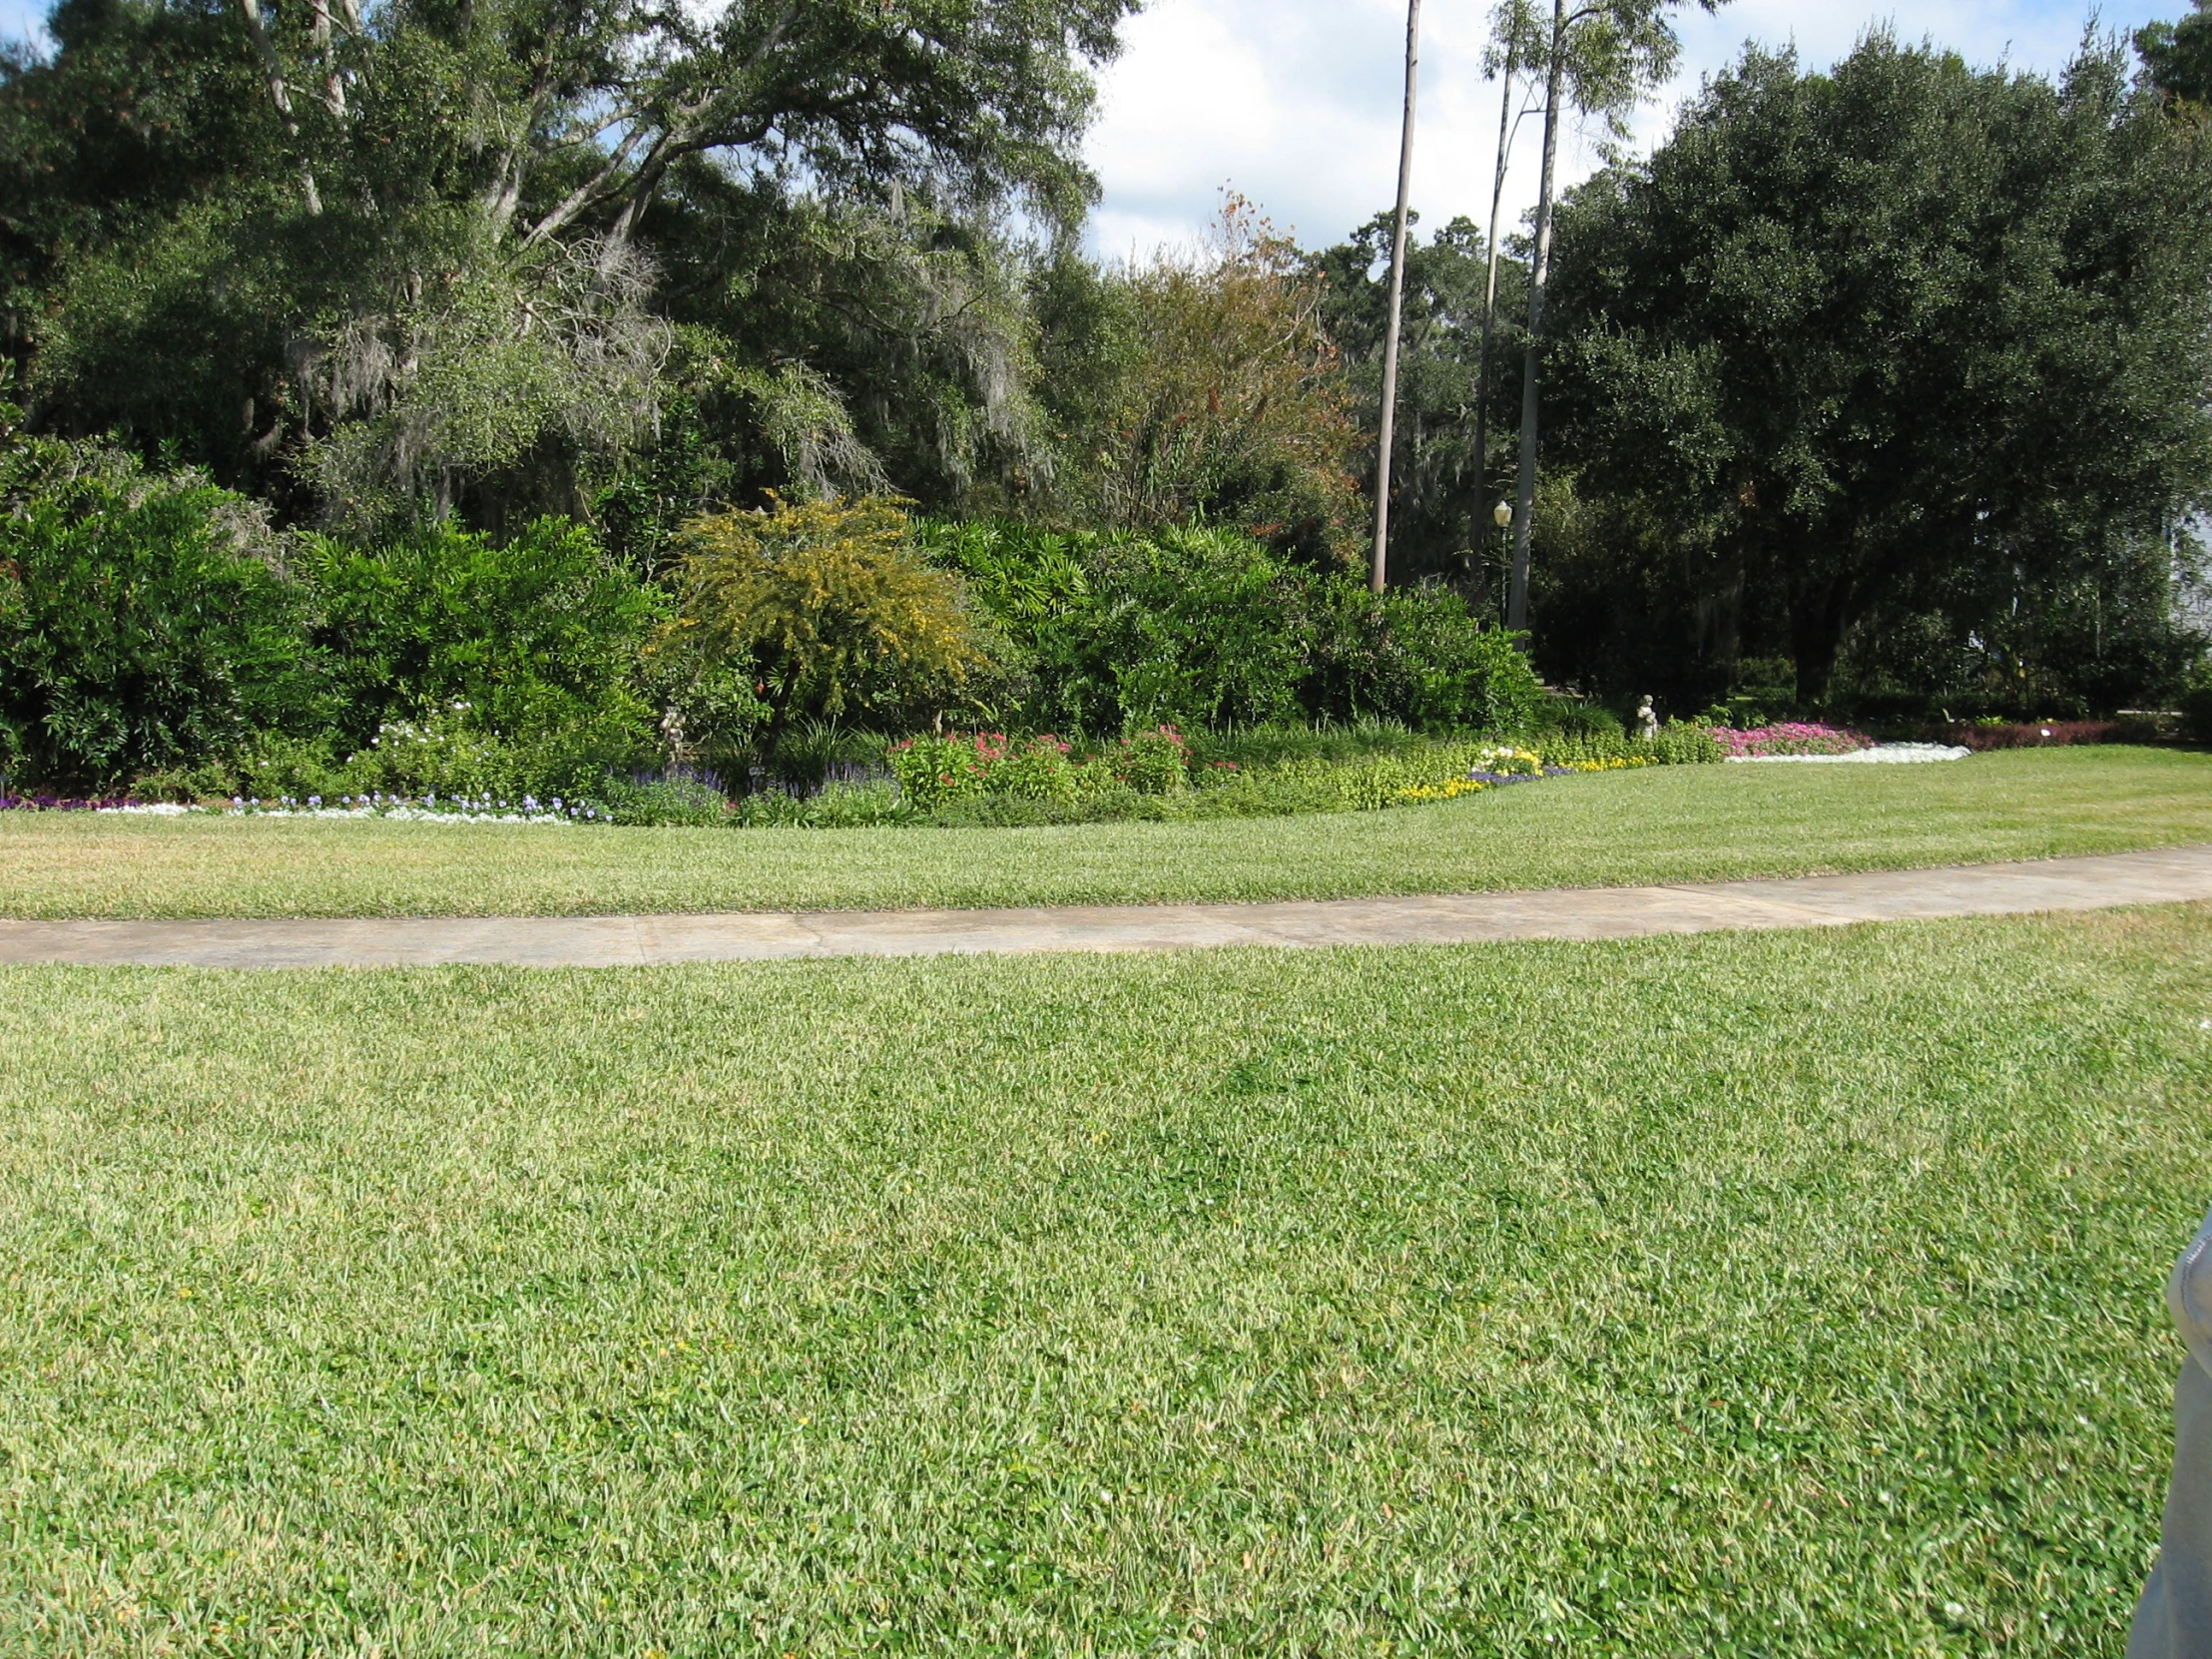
[3,905,2209,1653]
[4,746,2210,918]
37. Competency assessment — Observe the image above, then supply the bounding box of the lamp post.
[1492,500,1512,622]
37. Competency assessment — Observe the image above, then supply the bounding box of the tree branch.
[238,0,322,216]
[521,124,652,246]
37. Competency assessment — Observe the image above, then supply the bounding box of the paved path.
[2,845,2208,968]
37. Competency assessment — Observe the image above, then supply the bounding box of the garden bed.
[7,724,1728,830]
[1925,719,2171,751]
[1727,742,1971,764]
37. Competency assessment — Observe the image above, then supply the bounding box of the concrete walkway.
[2,845,2208,969]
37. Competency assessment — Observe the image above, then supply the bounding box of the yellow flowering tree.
[669,495,987,764]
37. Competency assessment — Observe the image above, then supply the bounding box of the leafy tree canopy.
[1543,32,2212,704]
[2138,0,2212,108]
[0,0,1135,520]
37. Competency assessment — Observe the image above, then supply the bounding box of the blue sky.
[1080,0,2183,257]
[0,0,2183,257]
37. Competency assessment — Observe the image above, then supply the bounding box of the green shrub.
[212,732,349,803]
[921,520,1539,736]
[1113,725,1190,794]
[987,737,1080,804]
[0,436,330,788]
[887,734,995,811]
[1306,583,1545,732]
[2183,666,2212,745]
[340,710,614,804]
[305,516,659,775]
[1650,723,1727,765]
[599,771,730,827]
[1377,594,1543,732]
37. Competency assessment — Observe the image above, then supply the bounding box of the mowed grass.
[3,906,2210,1653]
[3,746,2210,918]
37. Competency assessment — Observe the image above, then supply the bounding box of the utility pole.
[1371,0,1423,595]
[1469,32,1521,602]
[1507,0,1567,633]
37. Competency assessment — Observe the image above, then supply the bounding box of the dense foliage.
[1532,34,2212,712]
[0,409,1547,799]
[2,0,2208,753]
[0,403,668,791]
[921,519,1544,736]
[669,495,987,758]
[307,517,660,755]
[0,430,326,786]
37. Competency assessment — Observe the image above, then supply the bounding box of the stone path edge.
[2,845,2209,969]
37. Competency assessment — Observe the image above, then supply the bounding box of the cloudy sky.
[1082,0,2182,259]
[0,0,2183,259]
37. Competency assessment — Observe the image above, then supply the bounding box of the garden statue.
[660,704,692,766]
[1635,697,1659,742]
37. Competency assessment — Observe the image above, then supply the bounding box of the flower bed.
[2,792,591,822]
[1729,742,1969,765]
[217,795,586,823]
[887,727,1192,812]
[1707,722,1876,758]
[0,793,135,811]
[5,724,1729,831]
[1927,720,2146,751]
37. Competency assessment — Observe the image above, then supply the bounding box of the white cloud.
[1085,0,2182,259]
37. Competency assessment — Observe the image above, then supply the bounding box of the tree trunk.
[1371,0,1424,595]
[1790,575,1854,707]
[758,658,802,781]
[1506,0,1566,634]
[1469,38,1519,608]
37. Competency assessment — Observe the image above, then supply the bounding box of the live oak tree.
[0,0,1134,521]
[1545,34,2212,706]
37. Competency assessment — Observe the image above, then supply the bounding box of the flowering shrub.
[1706,722,1874,758]
[887,733,1006,810]
[1929,720,2139,751]
[990,735,1081,804]
[1114,726,1190,794]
